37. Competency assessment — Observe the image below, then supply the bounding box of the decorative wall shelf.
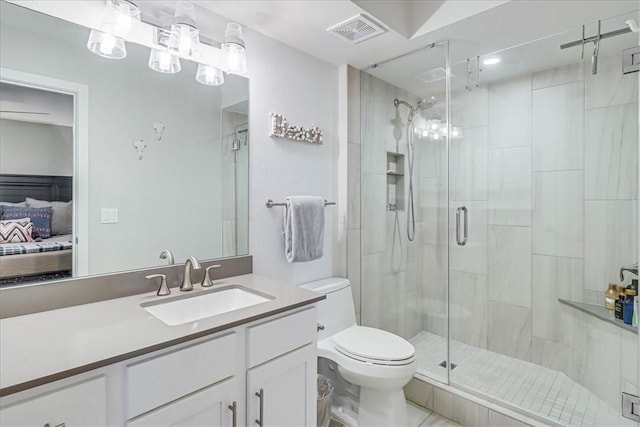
[559,299,637,334]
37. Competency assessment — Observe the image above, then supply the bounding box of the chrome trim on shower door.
[455,206,468,246]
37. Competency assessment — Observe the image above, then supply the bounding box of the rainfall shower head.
[416,96,437,110]
[394,95,437,122]
[393,96,437,113]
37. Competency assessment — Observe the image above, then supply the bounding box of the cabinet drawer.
[127,332,237,419]
[247,307,316,367]
[128,378,237,427]
[0,376,106,427]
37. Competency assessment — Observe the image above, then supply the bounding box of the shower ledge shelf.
[559,299,637,334]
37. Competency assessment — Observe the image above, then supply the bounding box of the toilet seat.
[331,326,415,366]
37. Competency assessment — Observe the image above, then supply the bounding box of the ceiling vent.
[327,14,386,44]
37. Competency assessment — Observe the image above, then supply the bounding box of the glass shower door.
[447,10,640,425]
[359,41,451,385]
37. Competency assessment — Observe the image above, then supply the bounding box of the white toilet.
[301,278,416,427]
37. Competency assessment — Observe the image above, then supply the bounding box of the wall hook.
[132,138,147,160]
[153,121,165,141]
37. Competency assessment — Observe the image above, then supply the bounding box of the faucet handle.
[159,249,175,265]
[201,265,222,288]
[146,274,170,296]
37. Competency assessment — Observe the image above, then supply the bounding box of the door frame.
[0,67,89,276]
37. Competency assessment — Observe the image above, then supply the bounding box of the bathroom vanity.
[0,274,323,426]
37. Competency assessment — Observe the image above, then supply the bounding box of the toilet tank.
[300,277,357,340]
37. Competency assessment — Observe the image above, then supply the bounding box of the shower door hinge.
[622,392,640,422]
[623,46,640,74]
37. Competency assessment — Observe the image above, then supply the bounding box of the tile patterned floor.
[329,402,460,427]
[410,331,635,427]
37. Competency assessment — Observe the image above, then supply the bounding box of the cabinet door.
[247,344,316,427]
[0,376,107,427]
[128,377,240,427]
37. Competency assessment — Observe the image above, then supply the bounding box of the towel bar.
[265,199,336,208]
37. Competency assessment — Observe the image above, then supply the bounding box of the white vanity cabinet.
[0,305,318,427]
[246,307,318,427]
[0,375,107,427]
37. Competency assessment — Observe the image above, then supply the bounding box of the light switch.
[101,208,118,224]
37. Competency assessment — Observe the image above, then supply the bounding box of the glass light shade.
[168,1,200,57]
[196,64,224,86]
[102,0,140,37]
[148,49,181,73]
[87,29,127,59]
[222,23,247,74]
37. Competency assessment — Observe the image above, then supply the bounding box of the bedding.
[25,198,72,235]
[1,205,53,239]
[0,234,72,281]
[0,234,72,256]
[0,218,34,243]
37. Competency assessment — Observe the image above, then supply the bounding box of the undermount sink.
[141,285,274,326]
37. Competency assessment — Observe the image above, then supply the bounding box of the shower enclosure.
[352,10,639,426]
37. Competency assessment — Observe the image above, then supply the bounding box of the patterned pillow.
[0,218,34,243]
[1,206,52,239]
[25,198,73,236]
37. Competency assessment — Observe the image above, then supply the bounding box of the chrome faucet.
[159,249,175,265]
[620,263,639,282]
[180,257,202,291]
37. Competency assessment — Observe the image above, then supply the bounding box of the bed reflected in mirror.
[0,83,74,285]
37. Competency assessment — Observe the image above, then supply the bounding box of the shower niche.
[386,151,404,211]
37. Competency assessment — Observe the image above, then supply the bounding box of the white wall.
[0,119,72,176]
[245,29,340,284]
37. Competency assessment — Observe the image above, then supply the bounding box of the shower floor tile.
[409,331,634,427]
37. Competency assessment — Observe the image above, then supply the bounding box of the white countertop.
[0,274,323,396]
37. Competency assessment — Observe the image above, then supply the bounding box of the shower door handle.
[456,206,468,246]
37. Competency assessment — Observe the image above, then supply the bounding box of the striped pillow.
[0,218,34,243]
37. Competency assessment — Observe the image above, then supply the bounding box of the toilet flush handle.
[317,324,325,332]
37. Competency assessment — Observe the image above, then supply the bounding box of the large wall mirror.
[0,1,249,285]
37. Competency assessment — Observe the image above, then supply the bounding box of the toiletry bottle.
[633,296,638,327]
[615,288,626,320]
[604,284,619,310]
[624,288,635,325]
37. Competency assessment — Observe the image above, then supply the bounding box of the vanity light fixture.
[196,64,225,86]
[87,29,127,59]
[148,48,182,74]
[222,23,247,74]
[87,0,246,83]
[168,1,200,58]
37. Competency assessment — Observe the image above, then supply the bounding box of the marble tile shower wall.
[438,53,638,410]
[355,72,433,341]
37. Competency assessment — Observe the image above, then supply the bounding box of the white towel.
[283,195,325,263]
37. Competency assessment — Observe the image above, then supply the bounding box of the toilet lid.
[331,326,415,365]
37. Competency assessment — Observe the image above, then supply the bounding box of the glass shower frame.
[358,9,639,425]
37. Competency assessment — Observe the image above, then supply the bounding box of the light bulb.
[196,64,224,86]
[222,23,247,74]
[159,52,171,70]
[100,35,116,55]
[148,49,181,73]
[87,29,126,59]
[102,0,140,37]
